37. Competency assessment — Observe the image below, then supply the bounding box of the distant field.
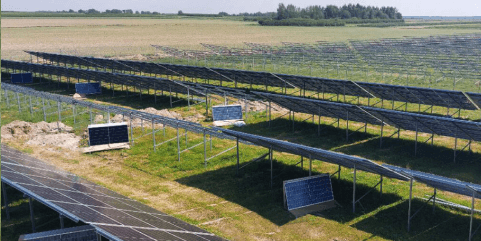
[2,18,481,60]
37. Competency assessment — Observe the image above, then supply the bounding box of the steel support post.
[270,147,273,188]
[129,113,134,145]
[152,119,156,151]
[380,175,383,199]
[42,98,47,121]
[60,214,65,229]
[57,101,61,131]
[2,183,11,221]
[346,111,349,141]
[301,156,303,168]
[353,164,357,213]
[236,137,240,176]
[73,105,76,125]
[380,120,384,148]
[415,124,418,156]
[177,124,180,162]
[309,155,312,176]
[433,188,437,213]
[268,101,271,128]
[204,129,207,167]
[169,86,173,108]
[408,178,413,232]
[29,96,33,116]
[470,191,475,241]
[90,107,93,124]
[29,197,35,233]
[16,93,21,113]
[187,87,190,110]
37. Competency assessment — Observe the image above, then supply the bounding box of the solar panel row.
[23,51,481,110]
[214,127,409,181]
[19,225,97,241]
[1,144,225,241]
[1,60,206,97]
[255,91,481,142]
[383,164,481,199]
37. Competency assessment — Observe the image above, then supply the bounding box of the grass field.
[1,17,481,240]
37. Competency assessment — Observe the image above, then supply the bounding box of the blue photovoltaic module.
[212,105,243,121]
[75,82,102,94]
[11,73,33,84]
[284,174,334,210]
[88,123,129,146]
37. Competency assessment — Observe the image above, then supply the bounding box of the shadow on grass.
[235,118,481,184]
[176,157,402,226]
[1,184,80,241]
[352,199,481,241]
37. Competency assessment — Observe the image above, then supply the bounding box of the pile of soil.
[1,120,80,150]
[232,100,287,113]
[109,107,204,128]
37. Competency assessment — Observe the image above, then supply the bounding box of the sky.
[1,0,480,16]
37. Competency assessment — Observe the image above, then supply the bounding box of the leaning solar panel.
[11,73,33,84]
[1,144,225,240]
[75,82,102,94]
[212,105,243,121]
[284,174,334,210]
[214,128,409,181]
[383,164,481,199]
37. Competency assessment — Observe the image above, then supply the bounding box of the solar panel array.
[212,105,243,121]
[19,225,97,241]
[75,82,102,94]
[214,127,409,181]
[255,91,481,142]
[383,164,481,199]
[11,73,33,84]
[22,51,481,110]
[1,60,206,97]
[284,174,334,210]
[1,83,233,141]
[1,145,226,241]
[88,123,129,146]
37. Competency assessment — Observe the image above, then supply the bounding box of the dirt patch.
[112,54,147,61]
[232,100,287,113]
[1,120,80,150]
[109,107,204,128]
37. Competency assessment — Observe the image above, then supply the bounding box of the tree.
[178,10,183,15]
[324,5,339,19]
[135,11,140,14]
[78,9,85,13]
[86,9,100,14]
[68,9,75,13]
[152,11,160,15]
[341,10,351,19]
[219,11,229,16]
[277,3,288,20]
[123,9,133,14]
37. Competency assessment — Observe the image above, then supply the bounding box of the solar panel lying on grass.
[75,82,101,94]
[19,225,97,241]
[1,144,226,241]
[88,123,129,146]
[284,174,334,210]
[11,73,33,84]
[212,105,243,121]
[383,164,481,199]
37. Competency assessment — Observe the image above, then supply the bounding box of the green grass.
[1,73,481,240]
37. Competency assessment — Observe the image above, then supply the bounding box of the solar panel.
[1,144,226,241]
[21,51,481,111]
[213,128,409,181]
[75,82,102,94]
[88,123,129,146]
[212,105,243,121]
[284,174,334,210]
[18,225,97,241]
[383,164,481,199]
[11,73,33,84]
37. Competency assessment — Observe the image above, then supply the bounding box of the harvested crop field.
[2,18,481,60]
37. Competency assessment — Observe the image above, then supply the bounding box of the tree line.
[276,3,402,20]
